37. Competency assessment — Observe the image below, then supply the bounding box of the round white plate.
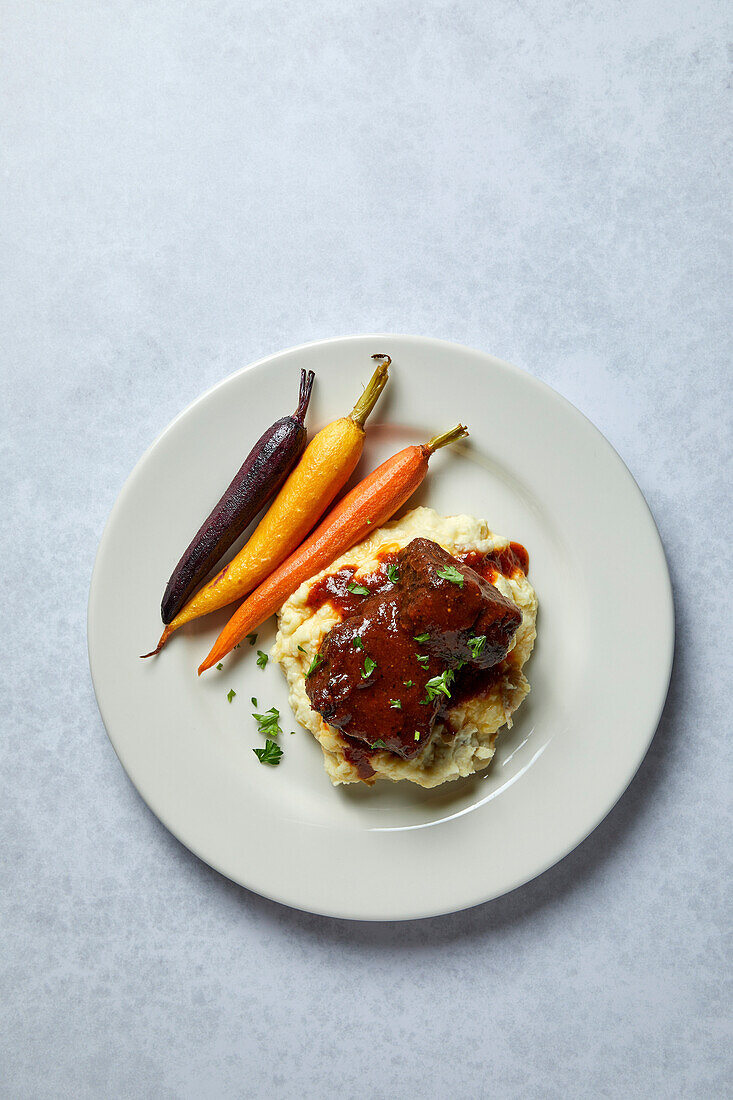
[88,335,673,920]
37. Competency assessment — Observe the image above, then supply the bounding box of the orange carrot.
[198,424,468,673]
[142,355,390,657]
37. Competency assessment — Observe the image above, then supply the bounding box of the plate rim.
[88,333,675,920]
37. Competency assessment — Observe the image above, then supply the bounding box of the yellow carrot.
[141,355,390,656]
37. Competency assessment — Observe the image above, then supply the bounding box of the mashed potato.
[272,507,537,786]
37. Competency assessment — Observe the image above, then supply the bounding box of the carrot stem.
[349,355,391,428]
[294,369,315,424]
[425,423,468,453]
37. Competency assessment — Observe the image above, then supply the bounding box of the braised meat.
[399,538,522,668]
[305,538,522,760]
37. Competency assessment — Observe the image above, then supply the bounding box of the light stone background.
[2,2,731,1098]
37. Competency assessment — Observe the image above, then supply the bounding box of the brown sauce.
[449,658,506,706]
[459,541,529,581]
[305,552,400,617]
[341,735,377,780]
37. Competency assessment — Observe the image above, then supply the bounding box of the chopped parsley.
[216,662,223,671]
[306,653,323,677]
[414,731,421,741]
[297,645,307,654]
[371,739,387,749]
[233,643,240,650]
[256,650,268,669]
[422,669,454,703]
[437,564,464,588]
[352,636,364,650]
[403,679,415,687]
[253,739,283,766]
[389,699,402,709]
[386,564,399,584]
[347,582,371,596]
[246,633,258,646]
[252,707,282,738]
[251,697,258,707]
[362,656,376,679]
[416,654,430,668]
[469,634,486,659]
[226,689,236,703]
[413,632,430,644]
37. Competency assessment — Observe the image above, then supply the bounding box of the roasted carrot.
[142,355,390,656]
[198,424,468,673]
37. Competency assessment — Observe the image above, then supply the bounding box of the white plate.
[88,335,673,920]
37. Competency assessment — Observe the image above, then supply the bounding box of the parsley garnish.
[306,653,323,677]
[437,564,464,587]
[226,689,236,703]
[253,739,283,766]
[362,656,376,679]
[347,582,370,596]
[414,632,430,644]
[414,731,420,741]
[403,679,415,687]
[247,633,258,646]
[251,697,258,707]
[256,650,268,669]
[416,654,430,668]
[371,739,387,749]
[389,699,402,709]
[386,564,399,583]
[352,636,364,650]
[252,707,282,738]
[297,645,307,653]
[233,643,240,649]
[422,669,454,703]
[216,662,223,670]
[469,634,486,659]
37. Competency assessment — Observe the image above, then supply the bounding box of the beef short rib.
[305,538,522,760]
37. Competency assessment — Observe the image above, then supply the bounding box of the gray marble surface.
[2,2,731,1097]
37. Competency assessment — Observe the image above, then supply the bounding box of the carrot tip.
[140,627,171,658]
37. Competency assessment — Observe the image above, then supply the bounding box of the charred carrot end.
[140,625,173,659]
[349,355,391,428]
